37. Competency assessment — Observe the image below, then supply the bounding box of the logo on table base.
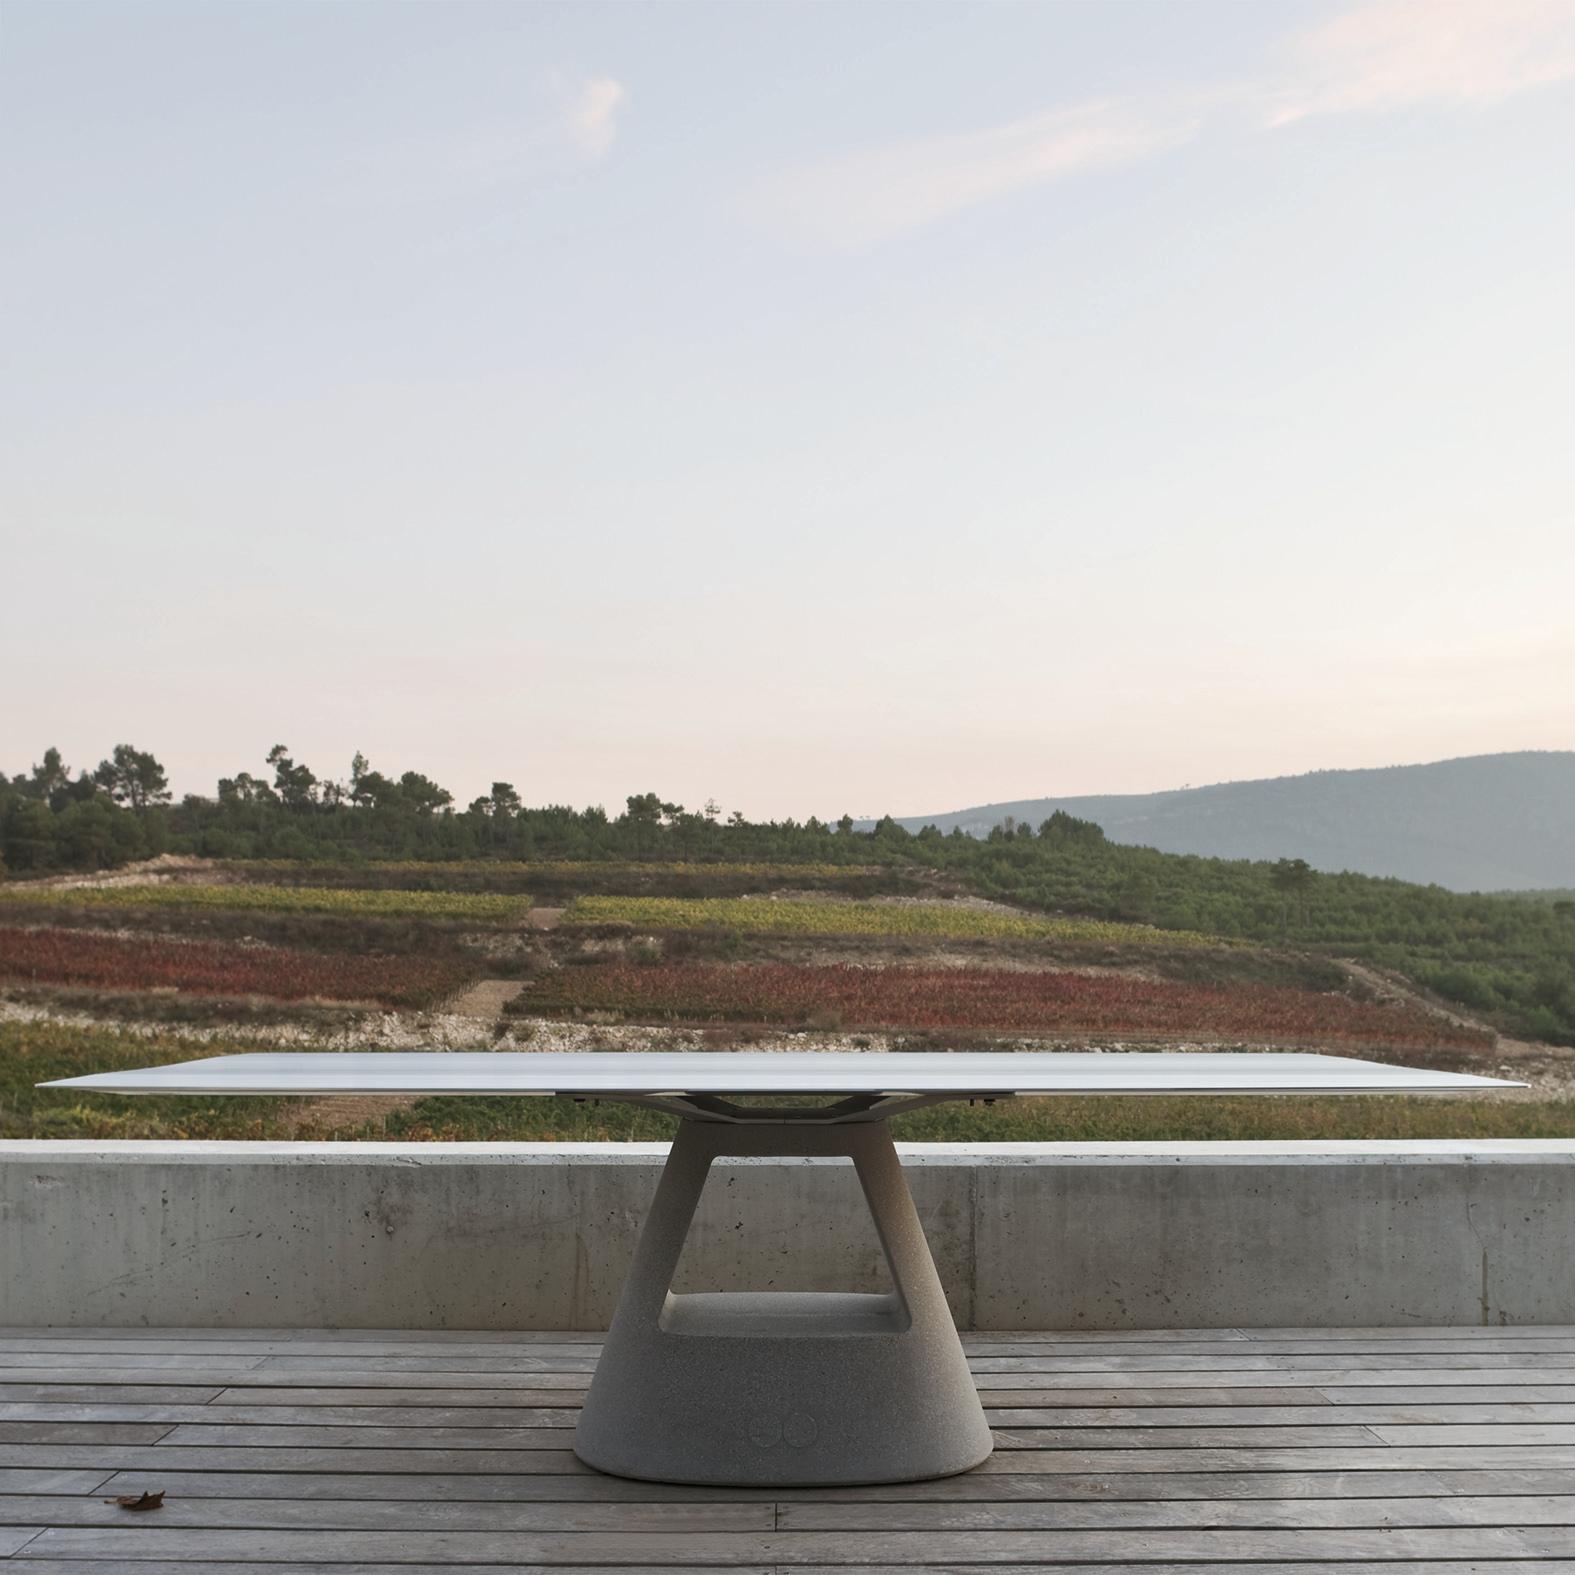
[748,1411,818,1449]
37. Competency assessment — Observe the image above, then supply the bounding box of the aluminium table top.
[42,1049,1520,1099]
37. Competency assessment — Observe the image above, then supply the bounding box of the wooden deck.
[1,1325,1573,1570]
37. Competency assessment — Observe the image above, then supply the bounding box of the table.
[44,1048,1517,1487]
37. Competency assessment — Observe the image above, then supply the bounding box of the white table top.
[42,1049,1519,1099]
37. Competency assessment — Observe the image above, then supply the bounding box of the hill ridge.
[871,750,1575,893]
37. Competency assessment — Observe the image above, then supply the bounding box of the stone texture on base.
[572,1118,992,1486]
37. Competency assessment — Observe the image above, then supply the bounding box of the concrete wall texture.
[2,1140,1572,1330]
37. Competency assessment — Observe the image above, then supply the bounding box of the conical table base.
[573,1117,992,1487]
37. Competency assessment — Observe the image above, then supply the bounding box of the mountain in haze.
[877,752,1575,893]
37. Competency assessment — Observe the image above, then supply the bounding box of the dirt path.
[447,979,526,1017]
[1338,958,1573,1098]
[279,1090,420,1133]
[282,977,524,1135]
[1340,959,1494,1034]
[30,853,225,891]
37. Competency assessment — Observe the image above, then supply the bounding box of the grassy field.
[564,895,1210,945]
[0,882,529,923]
[2,1021,302,1140]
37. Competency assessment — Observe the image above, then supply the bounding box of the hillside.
[879,752,1575,893]
[5,855,1569,1145]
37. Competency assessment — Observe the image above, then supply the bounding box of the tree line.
[2,742,904,868]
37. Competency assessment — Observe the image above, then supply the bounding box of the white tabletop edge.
[40,1048,1524,1097]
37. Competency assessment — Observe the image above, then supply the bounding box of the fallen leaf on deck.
[107,1491,164,1511]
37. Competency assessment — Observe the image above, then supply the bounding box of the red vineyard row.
[528,961,1492,1049]
[0,925,474,1009]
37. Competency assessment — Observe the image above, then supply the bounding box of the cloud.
[743,0,1575,250]
[742,98,1201,251]
[563,76,627,160]
[342,73,626,202]
[1266,0,1575,126]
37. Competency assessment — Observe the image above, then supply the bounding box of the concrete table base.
[573,1117,992,1486]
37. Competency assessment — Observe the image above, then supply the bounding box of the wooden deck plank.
[0,1471,114,1496]
[971,1366,1575,1387]
[973,1444,1575,1473]
[24,1367,1575,1392]
[0,1445,593,1473]
[208,1382,1333,1408]
[249,1355,599,1373]
[966,1352,1575,1370]
[776,1495,1575,1530]
[4,1322,1568,1341]
[12,1525,1556,1560]
[23,1399,1575,1428]
[157,1420,1462,1451]
[0,1340,604,1356]
[0,1355,270,1372]
[1433,1469,1575,1495]
[12,1438,1575,1475]
[212,1386,596,1407]
[770,1565,1575,1574]
[986,1425,1390,1448]
[1371,1424,1575,1444]
[0,1328,606,1344]
[8,1566,1574,1575]
[91,1470,780,1505]
[12,1486,1575,1537]
[39,1359,1573,1393]
[0,1496,777,1531]
[1320,1386,1575,1404]
[16,1441,1575,1479]
[155,1424,581,1449]
[10,1491,1574,1533]
[68,1362,1575,1393]
[978,1384,1575,1405]
[0,1424,173,1446]
[53,1396,1573,1431]
[0,1368,592,1390]
[0,1387,226,1405]
[18,1334,1575,1359]
[90,1467,1463,1504]
[987,1403,1575,1425]
[4,1566,773,1575]
[962,1340,1575,1357]
[250,1357,597,1380]
[0,1404,582,1428]
[1526,1531,1575,1555]
[1233,1325,1575,1339]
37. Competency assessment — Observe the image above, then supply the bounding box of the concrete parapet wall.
[2,1140,1572,1329]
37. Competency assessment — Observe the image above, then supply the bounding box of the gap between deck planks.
[2,1328,1575,1569]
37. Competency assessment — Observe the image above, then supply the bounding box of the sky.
[3,0,1574,820]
